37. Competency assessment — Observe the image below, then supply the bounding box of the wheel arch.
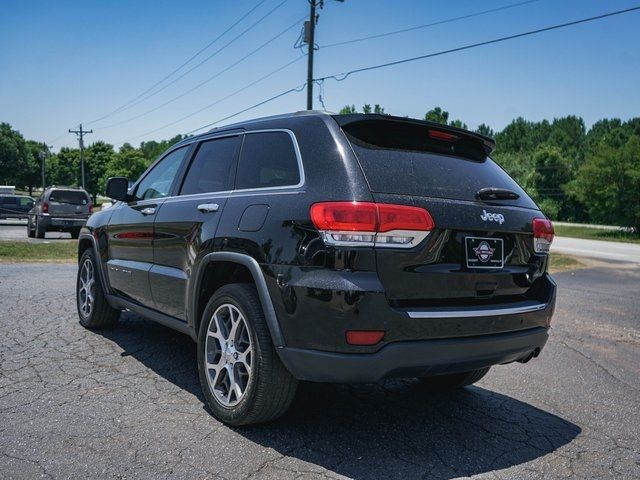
[190,252,285,347]
[78,232,112,296]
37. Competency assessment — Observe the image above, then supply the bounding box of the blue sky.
[1,0,639,151]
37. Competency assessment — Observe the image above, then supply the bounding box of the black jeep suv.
[76,111,556,425]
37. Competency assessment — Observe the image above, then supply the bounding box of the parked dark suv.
[76,111,556,425]
[29,186,92,238]
[0,194,34,220]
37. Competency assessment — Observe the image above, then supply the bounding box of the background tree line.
[1,105,639,231]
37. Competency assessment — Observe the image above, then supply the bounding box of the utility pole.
[38,144,53,191]
[305,0,318,110]
[303,0,343,110]
[69,124,92,189]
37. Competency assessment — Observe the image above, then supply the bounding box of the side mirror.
[106,177,129,201]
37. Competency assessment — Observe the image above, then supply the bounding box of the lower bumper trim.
[406,301,548,319]
[278,327,549,383]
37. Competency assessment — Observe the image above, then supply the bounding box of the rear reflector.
[346,330,385,345]
[310,201,434,248]
[532,218,554,253]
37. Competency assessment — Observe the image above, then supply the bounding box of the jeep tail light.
[310,201,434,248]
[42,202,49,214]
[532,218,554,253]
[346,330,385,345]
[89,204,94,214]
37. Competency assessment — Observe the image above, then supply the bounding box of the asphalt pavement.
[0,219,71,240]
[0,259,638,479]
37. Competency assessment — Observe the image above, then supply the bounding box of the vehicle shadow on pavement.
[103,313,581,480]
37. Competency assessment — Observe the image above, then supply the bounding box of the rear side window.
[180,136,240,195]
[236,132,300,190]
[48,190,89,205]
[343,121,536,209]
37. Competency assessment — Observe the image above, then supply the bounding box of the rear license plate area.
[465,237,504,269]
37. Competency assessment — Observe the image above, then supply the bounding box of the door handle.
[197,203,219,213]
[140,207,156,216]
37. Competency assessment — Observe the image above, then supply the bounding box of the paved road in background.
[0,220,71,240]
[552,236,640,264]
[0,261,638,479]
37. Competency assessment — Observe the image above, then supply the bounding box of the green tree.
[568,135,640,231]
[84,141,115,201]
[0,123,29,187]
[339,105,357,114]
[549,116,586,168]
[449,119,468,130]
[21,141,46,195]
[424,107,449,124]
[103,145,149,191]
[47,148,80,187]
[338,104,385,115]
[524,146,572,219]
[138,134,184,164]
[476,123,495,138]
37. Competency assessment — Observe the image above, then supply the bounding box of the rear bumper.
[278,326,549,383]
[39,216,87,229]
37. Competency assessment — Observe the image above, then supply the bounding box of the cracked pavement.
[0,262,638,479]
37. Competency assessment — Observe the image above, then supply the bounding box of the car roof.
[47,186,88,191]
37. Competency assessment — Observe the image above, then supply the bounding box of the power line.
[320,0,543,49]
[316,6,640,83]
[84,0,268,125]
[185,84,306,135]
[87,0,291,127]
[121,55,305,143]
[98,14,306,131]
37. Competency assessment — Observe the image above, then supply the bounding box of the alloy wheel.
[204,303,253,407]
[78,258,95,318]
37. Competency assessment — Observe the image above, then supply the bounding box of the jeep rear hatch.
[334,114,536,210]
[331,115,552,327]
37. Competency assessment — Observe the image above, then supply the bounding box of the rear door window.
[180,136,240,195]
[235,131,300,190]
[49,190,89,204]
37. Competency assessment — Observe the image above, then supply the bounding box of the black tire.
[419,367,491,391]
[70,228,81,239]
[76,248,120,329]
[35,216,45,239]
[27,218,35,238]
[197,283,297,426]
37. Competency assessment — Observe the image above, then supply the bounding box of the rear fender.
[189,252,285,347]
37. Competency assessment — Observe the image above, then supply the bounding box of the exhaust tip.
[517,348,540,364]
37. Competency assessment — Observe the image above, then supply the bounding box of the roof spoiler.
[333,114,496,159]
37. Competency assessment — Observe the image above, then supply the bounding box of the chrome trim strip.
[406,302,548,319]
[318,229,430,249]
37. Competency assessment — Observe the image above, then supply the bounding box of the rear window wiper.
[476,187,520,201]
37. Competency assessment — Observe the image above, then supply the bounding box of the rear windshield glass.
[344,130,536,209]
[49,190,88,205]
